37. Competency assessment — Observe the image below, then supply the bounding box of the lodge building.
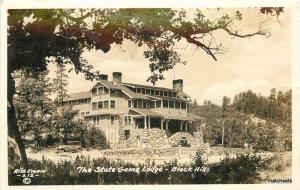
[62,72,204,147]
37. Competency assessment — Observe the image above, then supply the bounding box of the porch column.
[166,120,169,130]
[144,116,147,129]
[148,117,151,129]
[180,121,184,131]
[185,121,188,131]
[160,118,164,130]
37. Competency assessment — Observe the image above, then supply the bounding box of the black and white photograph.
[1,0,300,188]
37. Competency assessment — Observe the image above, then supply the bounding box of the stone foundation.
[114,128,203,149]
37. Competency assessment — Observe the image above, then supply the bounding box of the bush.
[83,127,109,149]
[207,154,267,184]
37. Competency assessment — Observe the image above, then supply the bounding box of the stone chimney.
[112,72,122,86]
[173,79,183,95]
[99,74,108,80]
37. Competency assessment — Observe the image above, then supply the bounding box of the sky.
[47,8,291,105]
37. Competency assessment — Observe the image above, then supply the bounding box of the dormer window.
[110,89,116,95]
[92,88,97,96]
[98,86,104,95]
[104,87,109,94]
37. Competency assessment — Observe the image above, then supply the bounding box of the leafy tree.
[83,127,109,149]
[13,69,53,150]
[50,106,84,145]
[7,8,278,167]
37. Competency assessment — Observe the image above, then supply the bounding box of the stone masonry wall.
[168,132,201,147]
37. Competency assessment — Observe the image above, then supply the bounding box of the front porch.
[129,108,203,135]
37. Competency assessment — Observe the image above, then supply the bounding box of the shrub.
[83,127,109,149]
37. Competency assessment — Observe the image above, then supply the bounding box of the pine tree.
[52,62,70,105]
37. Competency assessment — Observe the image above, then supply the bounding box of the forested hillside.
[191,89,292,151]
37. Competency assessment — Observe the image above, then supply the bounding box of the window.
[98,101,103,109]
[86,112,90,115]
[169,101,175,108]
[146,89,151,94]
[92,102,97,110]
[141,88,145,94]
[137,88,141,93]
[181,102,187,109]
[110,100,116,108]
[104,100,109,108]
[163,100,168,108]
[150,101,155,108]
[172,92,176,97]
[143,101,147,108]
[104,87,109,94]
[168,92,172,97]
[134,100,138,108]
[111,115,115,124]
[156,101,161,108]
[93,116,100,125]
[138,101,143,108]
[124,130,130,140]
[164,91,168,96]
[92,88,97,96]
[175,101,180,109]
[110,89,116,95]
[98,86,104,95]
[128,100,132,108]
[160,91,163,96]
[124,116,132,126]
[81,112,85,116]
[151,89,155,95]
[155,90,159,96]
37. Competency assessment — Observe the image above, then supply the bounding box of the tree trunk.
[8,73,29,169]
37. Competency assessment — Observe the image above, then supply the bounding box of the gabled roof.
[63,91,90,102]
[89,80,122,91]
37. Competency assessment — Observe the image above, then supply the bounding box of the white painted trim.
[129,108,146,116]
[121,89,133,99]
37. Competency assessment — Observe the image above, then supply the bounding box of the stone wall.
[114,128,204,149]
[168,132,200,147]
[103,146,209,160]
[114,128,170,149]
